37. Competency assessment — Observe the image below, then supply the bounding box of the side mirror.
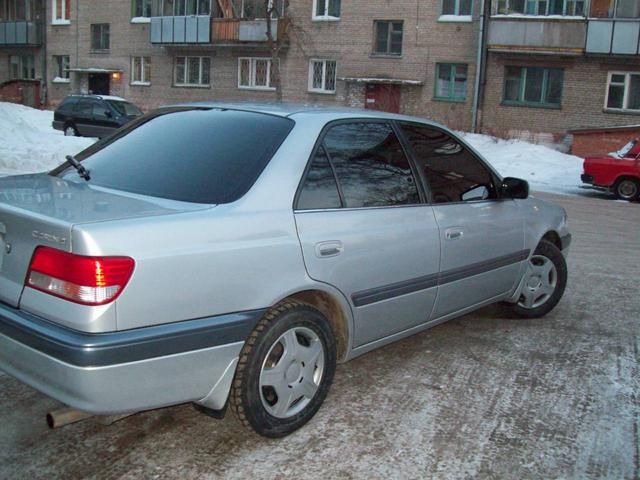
[501,177,529,199]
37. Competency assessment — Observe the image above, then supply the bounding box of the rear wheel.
[230,300,336,438]
[507,240,567,318]
[613,178,639,201]
[64,124,78,137]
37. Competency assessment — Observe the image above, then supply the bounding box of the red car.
[581,139,640,201]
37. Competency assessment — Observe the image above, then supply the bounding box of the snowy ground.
[0,102,585,195]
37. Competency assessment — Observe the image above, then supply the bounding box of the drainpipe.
[40,0,47,106]
[471,0,487,133]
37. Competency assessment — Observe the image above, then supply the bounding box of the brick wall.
[481,53,640,145]
[43,0,481,129]
[571,128,640,158]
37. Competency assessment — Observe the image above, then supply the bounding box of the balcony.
[0,21,41,46]
[585,19,640,55]
[150,16,281,45]
[487,17,586,54]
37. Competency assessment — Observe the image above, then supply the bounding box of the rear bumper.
[0,303,263,414]
[581,173,594,185]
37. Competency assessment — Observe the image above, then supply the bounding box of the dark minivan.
[52,94,143,138]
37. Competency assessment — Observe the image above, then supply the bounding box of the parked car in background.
[52,94,143,138]
[1,104,571,438]
[581,139,640,201]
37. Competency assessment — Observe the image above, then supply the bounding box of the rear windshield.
[58,108,294,204]
[107,100,142,117]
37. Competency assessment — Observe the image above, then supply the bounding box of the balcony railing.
[487,17,586,53]
[150,16,282,45]
[586,19,640,55]
[0,21,41,46]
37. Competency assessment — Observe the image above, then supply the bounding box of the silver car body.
[0,104,570,415]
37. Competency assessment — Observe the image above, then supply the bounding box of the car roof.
[162,101,443,126]
[65,94,128,102]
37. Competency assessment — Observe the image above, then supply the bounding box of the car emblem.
[32,230,67,245]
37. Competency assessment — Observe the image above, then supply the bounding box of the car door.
[74,99,98,136]
[92,101,119,138]
[399,122,526,319]
[294,121,441,348]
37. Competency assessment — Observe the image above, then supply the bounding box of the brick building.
[1,0,639,149]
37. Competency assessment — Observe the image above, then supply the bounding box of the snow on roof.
[339,77,424,85]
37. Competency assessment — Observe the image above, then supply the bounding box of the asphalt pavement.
[0,191,638,480]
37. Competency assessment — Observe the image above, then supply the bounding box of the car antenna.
[65,155,91,181]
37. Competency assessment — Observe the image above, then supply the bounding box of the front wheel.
[507,240,567,318]
[614,178,639,201]
[230,300,336,438]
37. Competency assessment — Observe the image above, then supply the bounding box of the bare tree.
[263,0,288,101]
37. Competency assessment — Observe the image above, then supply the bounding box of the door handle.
[445,229,464,240]
[315,241,343,258]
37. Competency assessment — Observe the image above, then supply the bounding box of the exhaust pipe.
[46,407,93,429]
[46,407,136,429]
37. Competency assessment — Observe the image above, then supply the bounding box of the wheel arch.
[540,230,561,250]
[278,289,352,363]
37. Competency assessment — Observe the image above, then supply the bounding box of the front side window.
[313,0,340,19]
[52,0,70,23]
[435,63,468,101]
[53,55,70,81]
[498,0,585,15]
[503,66,563,108]
[238,57,275,90]
[9,55,35,79]
[175,56,210,87]
[374,21,403,56]
[401,123,497,204]
[58,109,295,204]
[606,72,640,112]
[442,0,472,16]
[320,122,420,208]
[131,56,151,85]
[132,0,152,17]
[90,23,110,51]
[309,59,337,94]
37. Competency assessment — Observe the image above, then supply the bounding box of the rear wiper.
[65,155,91,181]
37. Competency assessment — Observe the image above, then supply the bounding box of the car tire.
[64,124,78,137]
[507,240,567,319]
[613,177,639,201]
[230,300,336,438]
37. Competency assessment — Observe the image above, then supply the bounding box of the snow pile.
[462,132,584,195]
[0,101,585,195]
[0,102,95,176]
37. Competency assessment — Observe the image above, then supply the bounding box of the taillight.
[26,246,135,306]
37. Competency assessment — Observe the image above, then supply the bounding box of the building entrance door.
[365,84,401,113]
[89,73,110,95]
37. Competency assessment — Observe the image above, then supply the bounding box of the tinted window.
[76,100,96,116]
[107,100,143,117]
[57,97,77,113]
[400,123,497,204]
[59,109,294,204]
[93,103,110,120]
[297,146,342,210]
[323,122,419,208]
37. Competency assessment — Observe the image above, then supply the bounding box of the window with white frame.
[606,72,640,112]
[238,57,275,90]
[52,0,70,24]
[53,55,70,81]
[442,0,472,16]
[313,0,340,19]
[498,0,585,16]
[175,56,210,86]
[309,59,337,93]
[9,55,35,79]
[131,56,151,85]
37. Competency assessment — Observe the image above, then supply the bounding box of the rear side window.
[76,99,95,116]
[297,146,342,210]
[57,97,77,113]
[400,123,497,204]
[60,109,294,204]
[320,122,419,208]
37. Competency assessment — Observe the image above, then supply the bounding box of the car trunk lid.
[0,173,210,307]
